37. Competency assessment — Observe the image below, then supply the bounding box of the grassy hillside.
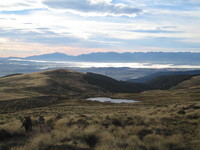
[127,70,200,83]
[0,73,200,150]
[146,74,193,90]
[115,75,200,104]
[83,72,150,93]
[0,69,104,101]
[0,79,200,150]
[0,69,150,101]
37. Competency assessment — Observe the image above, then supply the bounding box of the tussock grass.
[0,120,24,136]
[2,107,199,150]
[1,70,200,149]
[1,84,200,150]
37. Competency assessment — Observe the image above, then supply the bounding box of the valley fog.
[10,59,200,69]
[1,58,200,80]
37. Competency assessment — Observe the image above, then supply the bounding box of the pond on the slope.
[86,97,140,103]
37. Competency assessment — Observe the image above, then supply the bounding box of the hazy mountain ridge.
[1,52,200,80]
[22,52,200,65]
[25,52,74,61]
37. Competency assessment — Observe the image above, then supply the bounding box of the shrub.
[0,143,10,150]
[165,143,185,150]
[76,119,89,128]
[0,120,23,136]
[187,113,200,119]
[45,116,56,130]
[177,110,186,115]
[82,126,100,148]
[112,118,122,127]
[137,129,153,140]
[163,134,187,150]
[83,133,99,148]
[24,133,52,150]
[0,129,12,140]
[54,118,68,129]
[154,128,173,136]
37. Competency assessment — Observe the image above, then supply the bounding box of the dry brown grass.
[2,98,199,150]
[1,70,200,150]
[1,80,200,150]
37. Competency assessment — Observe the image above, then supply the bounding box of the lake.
[86,97,140,103]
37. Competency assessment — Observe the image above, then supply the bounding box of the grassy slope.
[115,75,200,104]
[127,70,200,83]
[171,75,200,90]
[0,69,104,101]
[0,69,150,101]
[146,74,193,90]
[0,72,200,150]
[83,72,150,93]
[1,88,200,150]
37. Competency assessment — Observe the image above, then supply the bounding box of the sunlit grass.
[1,74,200,150]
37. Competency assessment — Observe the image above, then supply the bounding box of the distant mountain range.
[21,52,200,65]
[25,52,72,61]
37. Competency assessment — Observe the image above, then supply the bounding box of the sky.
[0,0,200,57]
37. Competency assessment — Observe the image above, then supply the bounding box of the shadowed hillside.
[118,75,200,104]
[127,70,200,83]
[171,75,200,90]
[83,72,150,93]
[146,75,194,90]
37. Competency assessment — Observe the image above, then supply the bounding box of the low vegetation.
[146,74,194,90]
[0,69,149,101]
[0,69,200,150]
[1,92,200,150]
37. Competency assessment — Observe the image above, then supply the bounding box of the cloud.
[123,0,200,17]
[0,0,43,11]
[0,0,199,56]
[0,28,82,46]
[43,0,142,17]
[0,10,199,49]
[130,29,182,34]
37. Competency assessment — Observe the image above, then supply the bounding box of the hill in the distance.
[146,75,194,90]
[0,69,99,100]
[128,70,200,90]
[127,70,200,83]
[0,69,149,101]
[171,75,200,90]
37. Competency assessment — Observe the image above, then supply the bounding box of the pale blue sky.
[0,0,200,57]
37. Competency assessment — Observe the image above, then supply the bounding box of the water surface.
[86,97,140,103]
